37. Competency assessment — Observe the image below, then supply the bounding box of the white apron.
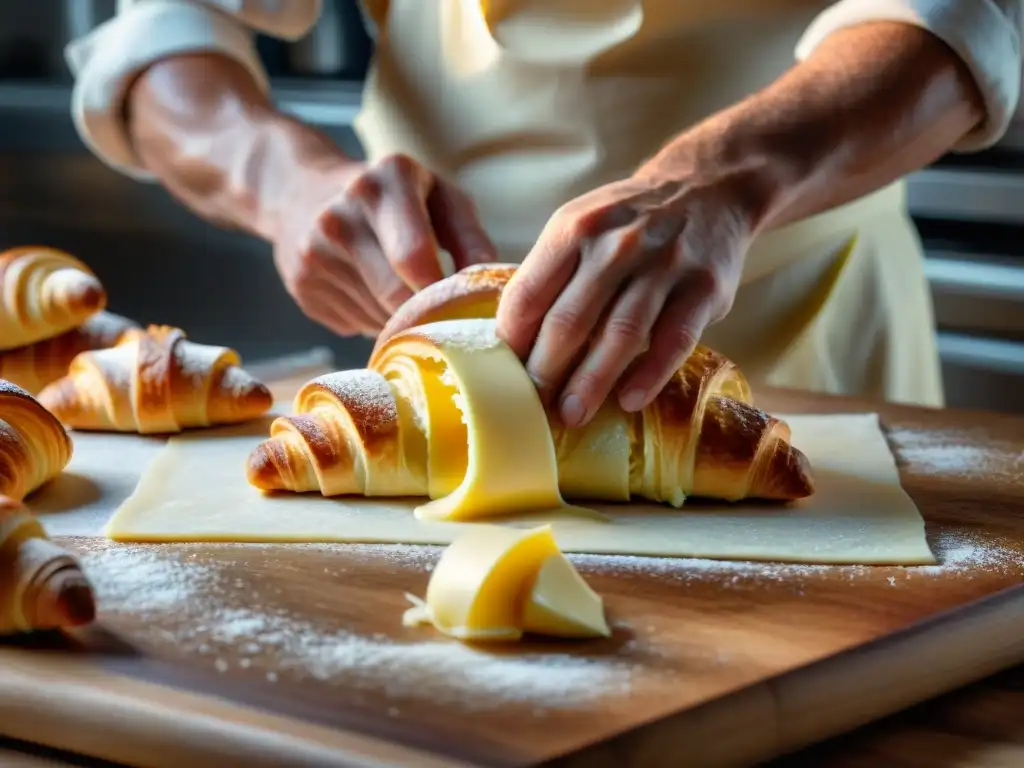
[353,0,944,408]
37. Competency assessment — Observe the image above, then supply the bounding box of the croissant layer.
[250,266,813,508]
[0,495,96,634]
[0,312,139,394]
[0,380,73,501]
[0,246,107,351]
[38,325,273,434]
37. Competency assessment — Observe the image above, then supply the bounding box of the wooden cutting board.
[1,385,1023,768]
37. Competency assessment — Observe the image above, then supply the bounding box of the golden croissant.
[0,311,139,395]
[247,267,813,510]
[0,246,107,351]
[37,325,274,434]
[0,495,96,634]
[0,380,73,501]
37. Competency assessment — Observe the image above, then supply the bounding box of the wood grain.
[1,381,1023,768]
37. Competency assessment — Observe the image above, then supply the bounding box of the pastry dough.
[402,524,610,642]
[0,246,107,351]
[103,412,936,566]
[248,320,813,520]
[38,325,273,434]
[0,380,73,501]
[0,495,96,634]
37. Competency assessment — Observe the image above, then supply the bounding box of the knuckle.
[542,306,586,341]
[664,324,700,358]
[686,265,722,298]
[377,152,421,181]
[315,209,355,244]
[346,171,383,206]
[601,312,647,348]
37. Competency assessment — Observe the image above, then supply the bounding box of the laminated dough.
[102,412,936,565]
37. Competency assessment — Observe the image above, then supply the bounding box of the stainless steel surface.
[907,169,1024,225]
[288,0,346,76]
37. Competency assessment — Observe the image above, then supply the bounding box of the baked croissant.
[37,325,274,434]
[247,270,813,514]
[0,312,139,395]
[0,380,73,501]
[0,495,96,635]
[0,246,107,351]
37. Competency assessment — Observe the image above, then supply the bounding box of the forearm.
[637,21,987,232]
[127,53,350,240]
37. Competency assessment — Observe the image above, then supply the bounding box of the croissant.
[0,380,73,501]
[0,311,139,395]
[247,269,812,514]
[0,495,96,634]
[0,246,107,352]
[37,325,274,434]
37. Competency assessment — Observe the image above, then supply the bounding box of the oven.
[907,118,1024,415]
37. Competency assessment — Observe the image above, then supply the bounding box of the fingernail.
[619,389,646,412]
[560,394,586,427]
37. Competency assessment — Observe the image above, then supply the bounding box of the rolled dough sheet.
[100,413,936,565]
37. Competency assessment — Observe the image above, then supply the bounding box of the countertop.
[1,377,1022,767]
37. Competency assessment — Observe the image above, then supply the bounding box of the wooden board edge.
[0,654,482,768]
[543,584,1024,767]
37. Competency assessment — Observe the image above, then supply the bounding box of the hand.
[496,173,764,428]
[273,153,498,337]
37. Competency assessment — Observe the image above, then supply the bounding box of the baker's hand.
[496,174,759,428]
[273,153,498,337]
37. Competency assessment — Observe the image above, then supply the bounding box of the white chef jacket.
[65,0,1024,407]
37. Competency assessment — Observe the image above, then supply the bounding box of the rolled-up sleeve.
[796,0,1023,152]
[66,0,321,181]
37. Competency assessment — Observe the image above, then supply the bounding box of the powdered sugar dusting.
[76,541,631,707]
[424,319,502,351]
[888,426,1024,481]
[569,530,1024,584]
[80,312,139,346]
[174,339,230,385]
[87,343,134,394]
[73,531,1022,709]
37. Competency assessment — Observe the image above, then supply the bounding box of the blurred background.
[2,1,1023,412]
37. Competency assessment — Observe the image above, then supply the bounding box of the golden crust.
[0,494,96,632]
[260,265,814,503]
[0,246,107,351]
[0,381,73,500]
[374,263,518,354]
[248,370,404,495]
[37,325,272,434]
[0,312,139,395]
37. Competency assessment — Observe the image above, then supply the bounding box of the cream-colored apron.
[353,0,944,408]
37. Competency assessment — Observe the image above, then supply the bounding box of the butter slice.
[402,524,610,642]
[373,319,583,523]
[523,553,611,638]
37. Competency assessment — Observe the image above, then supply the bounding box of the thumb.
[428,180,499,270]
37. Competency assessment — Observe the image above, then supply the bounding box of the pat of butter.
[523,553,611,638]
[402,524,609,642]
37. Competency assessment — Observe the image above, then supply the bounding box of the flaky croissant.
[247,267,812,510]
[0,311,139,395]
[37,325,273,434]
[0,495,96,635]
[0,380,73,501]
[248,324,811,507]
[0,246,107,351]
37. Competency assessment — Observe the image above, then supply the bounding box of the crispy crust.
[373,263,518,354]
[262,265,815,502]
[0,380,73,500]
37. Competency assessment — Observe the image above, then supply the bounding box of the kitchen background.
[2,1,1023,412]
